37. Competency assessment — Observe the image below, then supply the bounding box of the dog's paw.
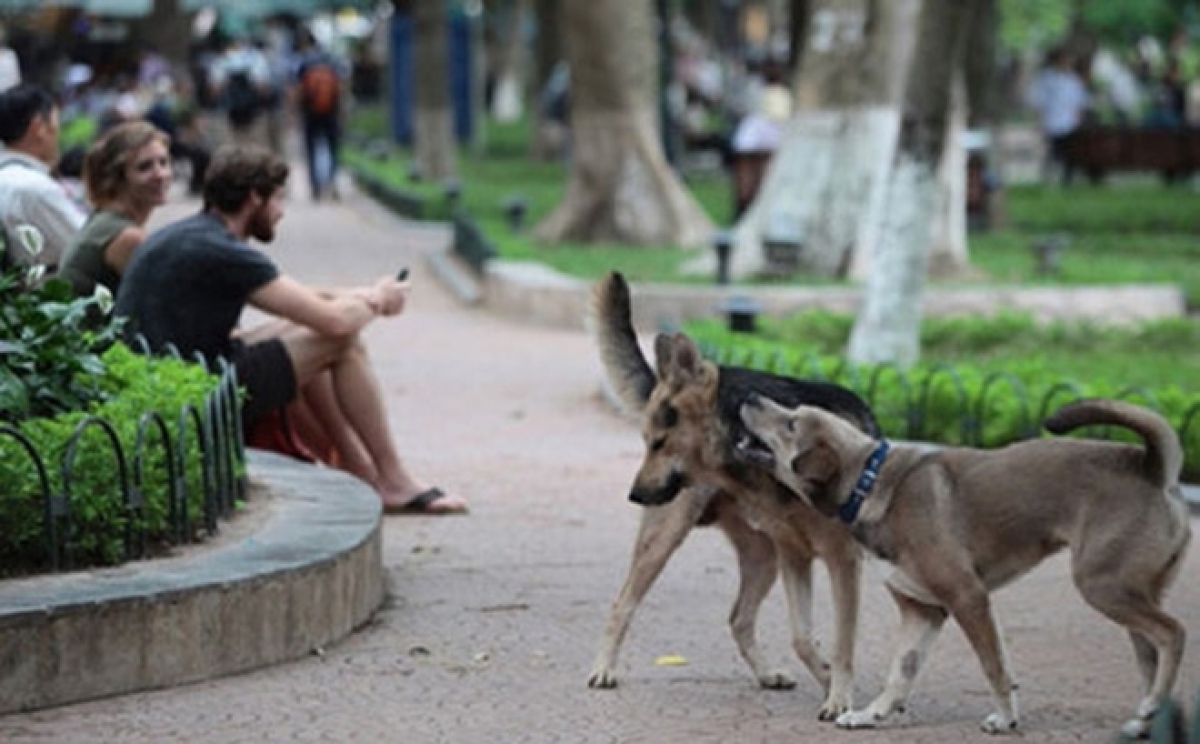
[756,669,797,690]
[980,712,1018,734]
[835,709,881,729]
[587,668,619,689]
[817,688,853,721]
[1120,716,1151,739]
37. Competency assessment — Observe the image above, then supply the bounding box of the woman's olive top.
[59,209,133,297]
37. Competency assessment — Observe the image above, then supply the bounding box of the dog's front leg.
[819,537,862,721]
[838,588,947,730]
[588,494,702,688]
[949,588,1021,734]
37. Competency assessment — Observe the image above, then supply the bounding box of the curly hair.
[82,121,171,205]
[202,144,289,214]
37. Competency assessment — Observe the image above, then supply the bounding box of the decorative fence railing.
[0,343,246,573]
[703,344,1200,457]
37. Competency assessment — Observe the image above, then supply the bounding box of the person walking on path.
[292,29,345,201]
[1026,46,1090,184]
[0,84,87,273]
[58,120,173,299]
[114,144,467,515]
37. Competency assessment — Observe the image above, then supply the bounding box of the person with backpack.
[292,30,344,201]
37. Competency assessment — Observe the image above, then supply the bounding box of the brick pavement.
[1,183,1198,744]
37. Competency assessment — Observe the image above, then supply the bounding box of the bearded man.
[114,144,467,515]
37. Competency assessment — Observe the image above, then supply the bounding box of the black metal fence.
[705,344,1200,453]
[0,345,246,573]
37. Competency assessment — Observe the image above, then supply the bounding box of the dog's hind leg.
[1076,580,1187,738]
[588,485,712,688]
[838,587,948,730]
[720,511,797,690]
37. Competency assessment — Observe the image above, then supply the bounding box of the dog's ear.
[656,333,710,386]
[653,334,673,379]
[790,431,842,501]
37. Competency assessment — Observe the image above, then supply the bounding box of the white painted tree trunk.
[846,155,939,366]
[927,73,969,278]
[695,0,925,280]
[847,0,975,368]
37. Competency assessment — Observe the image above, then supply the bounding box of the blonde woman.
[59,120,172,298]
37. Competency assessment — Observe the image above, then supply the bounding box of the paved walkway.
[2,182,1199,744]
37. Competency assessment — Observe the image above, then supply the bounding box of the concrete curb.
[0,450,384,715]
[480,260,1186,333]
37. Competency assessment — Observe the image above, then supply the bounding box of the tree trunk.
[413,1,457,183]
[529,0,564,158]
[847,0,974,367]
[533,0,713,248]
[138,0,193,72]
[703,0,919,279]
[491,0,530,123]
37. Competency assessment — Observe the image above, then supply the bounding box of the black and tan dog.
[735,394,1192,736]
[588,271,879,719]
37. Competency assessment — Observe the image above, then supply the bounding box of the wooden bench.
[1062,126,1200,182]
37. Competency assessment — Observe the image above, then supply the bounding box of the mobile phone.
[396,267,409,281]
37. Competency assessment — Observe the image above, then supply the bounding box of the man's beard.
[249,205,276,242]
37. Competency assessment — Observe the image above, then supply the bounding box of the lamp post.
[712,230,733,285]
[443,179,462,209]
[719,294,762,334]
[503,195,527,232]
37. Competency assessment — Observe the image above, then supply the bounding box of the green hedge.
[686,319,1200,482]
[0,343,222,575]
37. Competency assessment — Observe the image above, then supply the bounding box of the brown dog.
[735,395,1192,735]
[589,272,879,720]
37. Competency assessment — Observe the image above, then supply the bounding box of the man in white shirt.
[1026,48,1090,183]
[0,84,87,271]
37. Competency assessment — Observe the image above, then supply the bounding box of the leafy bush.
[0,270,121,422]
[0,343,220,575]
[0,263,226,575]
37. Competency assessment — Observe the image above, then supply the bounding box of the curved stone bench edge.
[0,449,384,715]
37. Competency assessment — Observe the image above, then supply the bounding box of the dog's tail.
[1044,398,1183,489]
[588,271,656,413]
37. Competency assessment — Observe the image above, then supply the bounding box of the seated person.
[59,120,172,298]
[0,84,87,272]
[113,144,467,515]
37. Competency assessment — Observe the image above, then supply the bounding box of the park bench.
[1062,125,1200,182]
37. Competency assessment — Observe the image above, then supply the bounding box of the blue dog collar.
[837,439,890,525]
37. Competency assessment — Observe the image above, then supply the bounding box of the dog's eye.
[786,418,797,434]
[654,404,678,429]
[649,436,667,452]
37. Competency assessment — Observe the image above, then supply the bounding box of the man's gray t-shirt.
[115,211,279,361]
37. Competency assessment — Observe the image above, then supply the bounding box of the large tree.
[847,0,976,366]
[404,0,458,182]
[709,0,923,279]
[533,0,713,248]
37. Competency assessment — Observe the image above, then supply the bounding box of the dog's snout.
[628,470,688,506]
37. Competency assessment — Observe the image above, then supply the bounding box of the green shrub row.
[685,319,1200,482]
[0,343,224,575]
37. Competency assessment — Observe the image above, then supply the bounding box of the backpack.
[300,62,339,115]
[225,70,260,128]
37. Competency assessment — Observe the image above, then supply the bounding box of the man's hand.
[373,274,409,317]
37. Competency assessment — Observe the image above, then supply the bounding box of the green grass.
[725,309,1200,393]
[345,108,1200,301]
